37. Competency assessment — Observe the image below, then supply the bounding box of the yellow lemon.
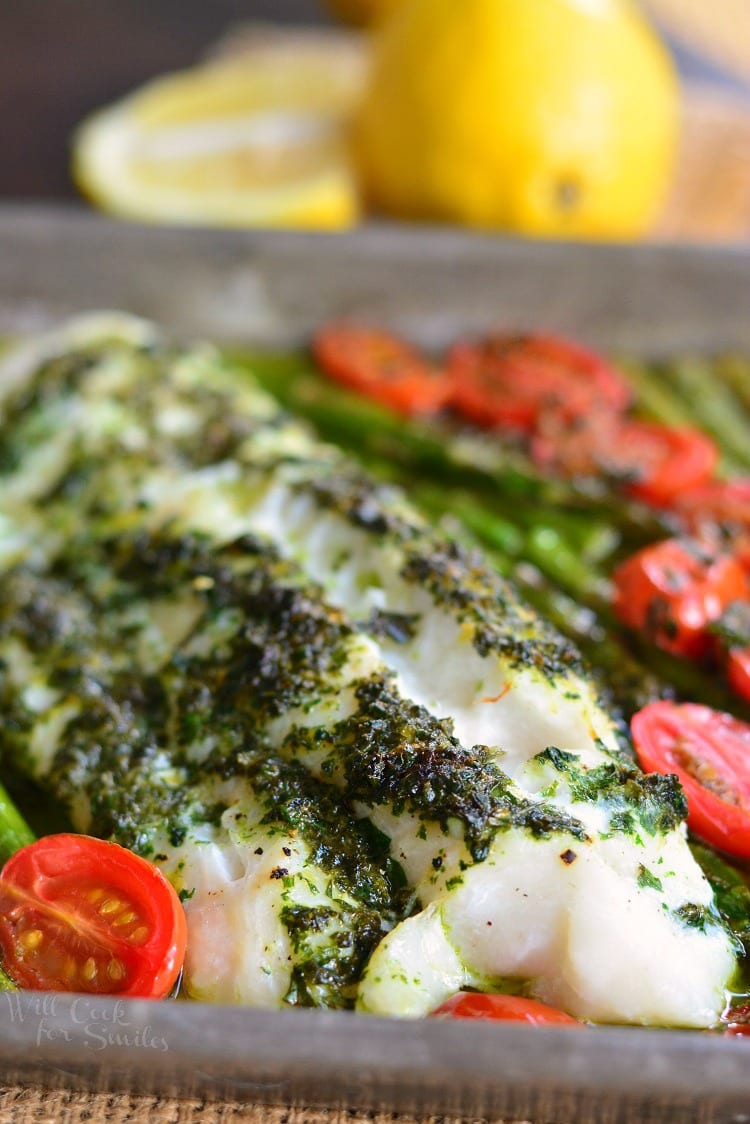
[355,0,680,238]
[73,38,366,230]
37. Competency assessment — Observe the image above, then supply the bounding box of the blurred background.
[1,0,748,241]
[1,1,322,198]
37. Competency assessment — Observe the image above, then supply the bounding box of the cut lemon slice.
[72,36,366,230]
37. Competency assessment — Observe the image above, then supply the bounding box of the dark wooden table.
[0,0,327,199]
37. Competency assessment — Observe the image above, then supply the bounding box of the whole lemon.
[355,0,680,238]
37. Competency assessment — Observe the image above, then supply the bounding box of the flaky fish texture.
[0,315,737,1023]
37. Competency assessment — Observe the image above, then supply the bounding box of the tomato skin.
[313,324,451,415]
[531,416,717,505]
[447,333,631,432]
[674,479,750,537]
[727,648,750,705]
[431,992,581,1026]
[612,539,749,660]
[0,835,187,997]
[631,701,750,860]
[617,423,718,506]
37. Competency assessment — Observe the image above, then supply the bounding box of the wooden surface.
[0,1087,520,1124]
[657,85,750,241]
[0,0,328,198]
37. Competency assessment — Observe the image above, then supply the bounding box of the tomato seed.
[113,911,138,928]
[130,926,149,945]
[82,958,98,983]
[20,929,43,950]
[107,959,125,982]
[63,956,77,981]
[100,899,122,916]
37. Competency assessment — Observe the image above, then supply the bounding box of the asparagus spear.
[716,355,750,419]
[665,358,750,476]
[619,356,750,479]
[0,780,34,865]
[620,358,698,429]
[0,781,34,992]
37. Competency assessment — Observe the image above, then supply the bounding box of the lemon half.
[73,39,366,230]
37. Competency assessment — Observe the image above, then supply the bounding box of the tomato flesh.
[447,333,631,432]
[431,991,581,1025]
[0,835,187,997]
[313,324,451,415]
[723,1005,750,1036]
[612,538,749,660]
[631,701,750,859]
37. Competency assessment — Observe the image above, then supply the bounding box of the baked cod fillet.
[0,314,738,1025]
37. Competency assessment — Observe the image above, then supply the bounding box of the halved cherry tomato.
[313,324,452,416]
[674,479,750,535]
[532,418,718,506]
[723,1005,750,1036]
[447,333,631,432]
[631,701,750,859]
[431,992,581,1026]
[0,835,187,996]
[673,480,750,567]
[727,648,750,705]
[612,538,749,660]
[710,601,750,702]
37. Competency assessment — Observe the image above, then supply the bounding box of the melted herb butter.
[533,746,687,838]
[299,469,588,683]
[283,674,589,862]
[0,528,409,1008]
[673,902,724,934]
[304,473,419,543]
[105,532,352,724]
[690,842,750,963]
[400,541,585,679]
[361,610,420,645]
[637,864,664,892]
[1,347,106,429]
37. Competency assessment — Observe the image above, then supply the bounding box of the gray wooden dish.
[1,204,750,1124]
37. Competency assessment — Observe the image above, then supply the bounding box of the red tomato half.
[431,992,581,1026]
[674,479,750,536]
[447,333,631,432]
[727,648,750,705]
[0,835,187,997]
[612,539,749,660]
[673,480,750,567]
[723,1005,750,1036]
[608,422,718,506]
[313,324,452,416]
[533,418,717,505]
[631,701,750,859]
